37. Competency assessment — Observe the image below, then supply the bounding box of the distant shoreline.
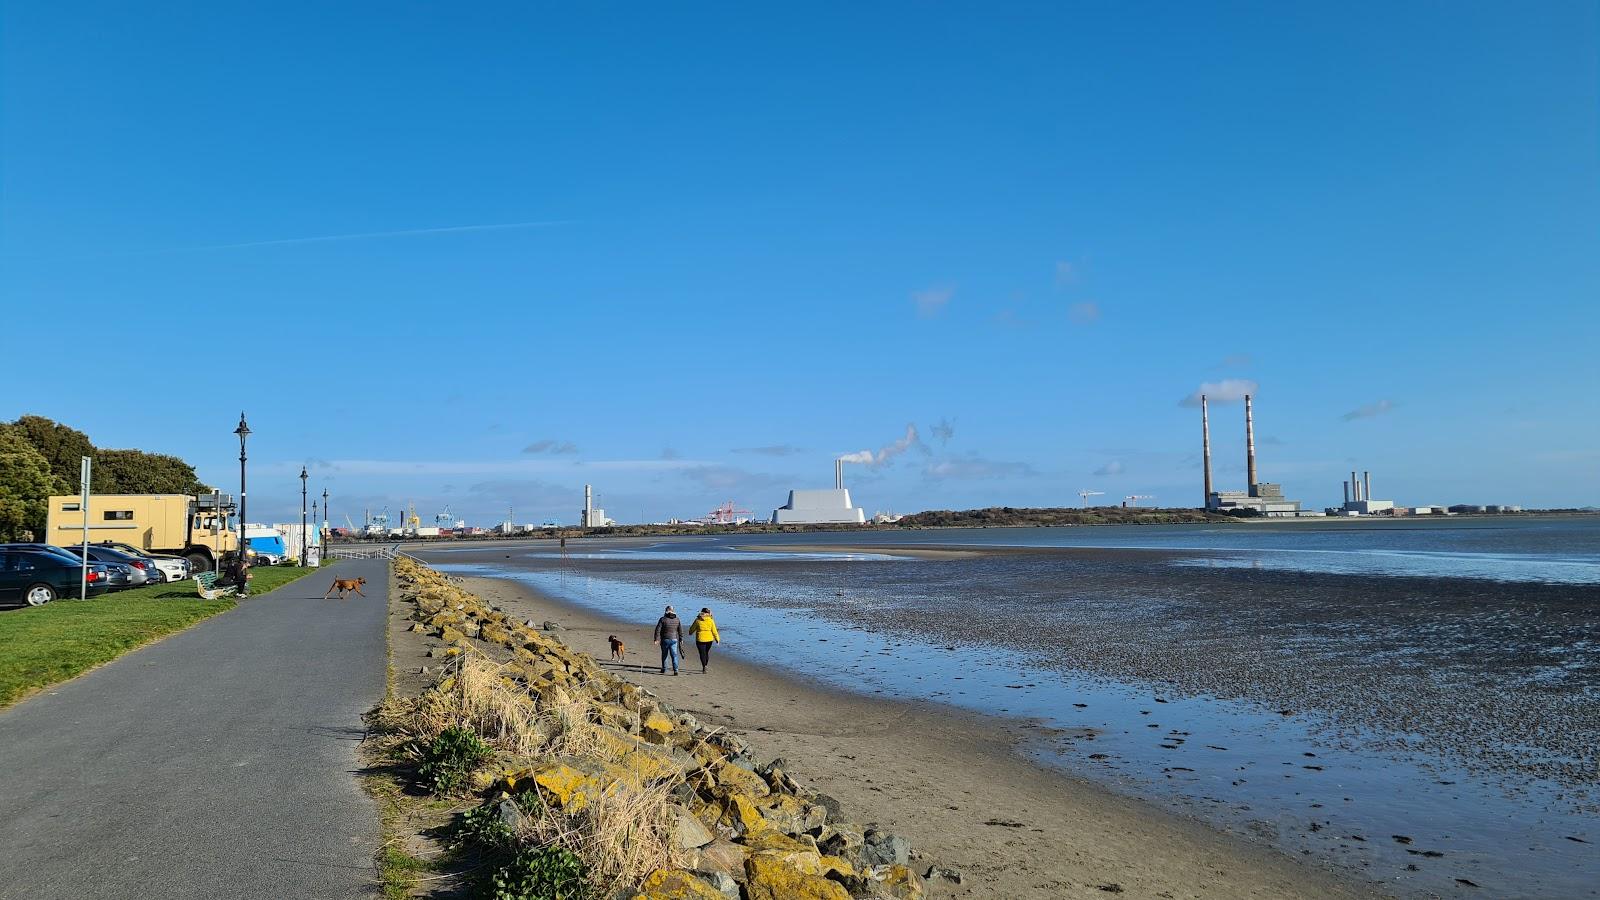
[337,510,1596,548]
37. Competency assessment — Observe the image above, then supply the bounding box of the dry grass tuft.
[377,652,680,892]
[518,773,679,895]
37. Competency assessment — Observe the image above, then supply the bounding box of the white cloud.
[912,285,955,319]
[923,455,1036,481]
[1179,379,1258,407]
[1094,460,1125,476]
[1068,301,1101,324]
[523,439,578,455]
[679,465,790,493]
[260,458,704,477]
[733,445,805,457]
[1341,399,1395,421]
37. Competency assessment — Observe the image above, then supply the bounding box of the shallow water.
[420,519,1600,898]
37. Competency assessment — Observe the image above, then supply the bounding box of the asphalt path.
[0,559,388,899]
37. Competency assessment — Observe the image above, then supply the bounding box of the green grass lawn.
[0,561,336,708]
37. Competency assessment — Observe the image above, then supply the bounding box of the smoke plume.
[838,424,922,468]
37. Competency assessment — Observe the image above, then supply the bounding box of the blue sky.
[3,1,1597,525]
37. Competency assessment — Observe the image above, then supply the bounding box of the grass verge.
[0,562,332,708]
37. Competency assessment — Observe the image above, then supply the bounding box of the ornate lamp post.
[299,465,309,567]
[322,487,329,546]
[233,413,251,597]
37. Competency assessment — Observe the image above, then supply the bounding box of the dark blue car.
[0,546,111,606]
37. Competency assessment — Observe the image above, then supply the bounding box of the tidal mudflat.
[420,526,1599,898]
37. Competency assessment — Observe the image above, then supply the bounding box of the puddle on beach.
[435,558,1599,899]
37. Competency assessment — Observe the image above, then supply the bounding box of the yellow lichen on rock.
[744,852,851,900]
[629,868,726,900]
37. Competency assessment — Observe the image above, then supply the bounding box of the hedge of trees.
[0,415,208,541]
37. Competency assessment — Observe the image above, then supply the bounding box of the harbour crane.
[1122,494,1155,508]
[1079,489,1105,508]
[698,500,754,525]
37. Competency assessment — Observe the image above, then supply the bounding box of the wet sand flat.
[413,535,1600,897]
[456,572,1379,900]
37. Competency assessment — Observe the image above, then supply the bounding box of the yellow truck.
[46,493,238,573]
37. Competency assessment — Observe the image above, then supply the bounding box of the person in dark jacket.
[652,605,683,675]
[218,554,252,595]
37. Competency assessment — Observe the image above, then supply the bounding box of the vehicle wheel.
[24,583,57,606]
[185,552,213,573]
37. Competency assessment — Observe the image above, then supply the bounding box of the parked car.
[92,542,191,582]
[0,547,111,606]
[4,543,92,564]
[56,545,156,588]
[101,563,134,591]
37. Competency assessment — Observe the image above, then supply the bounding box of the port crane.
[1078,489,1105,508]
[1122,494,1155,508]
[698,500,754,525]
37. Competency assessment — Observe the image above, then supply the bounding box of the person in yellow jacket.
[690,607,721,674]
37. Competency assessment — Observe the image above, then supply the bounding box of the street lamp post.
[234,413,251,597]
[322,488,329,544]
[300,466,309,567]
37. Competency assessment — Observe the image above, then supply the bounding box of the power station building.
[1202,394,1313,516]
[1333,469,1394,515]
[771,460,867,525]
[580,484,614,528]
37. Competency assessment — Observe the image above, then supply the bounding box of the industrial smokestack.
[1201,394,1213,508]
[1245,394,1258,495]
[834,459,843,490]
[1364,471,1371,502]
[584,484,593,526]
[1343,481,1350,505]
[1351,470,1360,502]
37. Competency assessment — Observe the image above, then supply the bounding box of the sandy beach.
[454,572,1378,899]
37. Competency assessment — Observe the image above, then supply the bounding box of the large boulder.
[712,759,770,798]
[640,709,676,745]
[685,839,750,877]
[667,804,715,850]
[861,827,910,867]
[630,868,726,900]
[743,853,850,900]
[718,793,769,837]
[757,793,827,836]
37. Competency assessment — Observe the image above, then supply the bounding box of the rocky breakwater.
[381,557,933,900]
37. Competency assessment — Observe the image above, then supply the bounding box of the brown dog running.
[323,577,367,599]
[608,635,625,661]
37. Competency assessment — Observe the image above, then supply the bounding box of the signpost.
[79,456,91,600]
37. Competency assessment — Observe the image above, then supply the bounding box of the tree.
[8,415,114,493]
[97,449,208,494]
[0,426,56,540]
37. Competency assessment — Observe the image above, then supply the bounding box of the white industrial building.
[580,484,615,528]
[771,460,866,525]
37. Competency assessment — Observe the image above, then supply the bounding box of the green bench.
[195,571,239,600]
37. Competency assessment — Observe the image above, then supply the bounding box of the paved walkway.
[0,559,389,900]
